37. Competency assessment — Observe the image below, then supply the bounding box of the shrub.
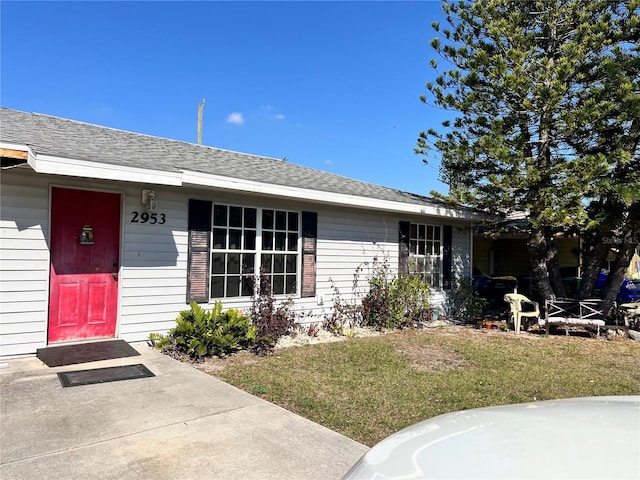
[250,274,296,354]
[362,272,432,330]
[149,301,256,359]
[330,252,432,332]
[443,276,487,324]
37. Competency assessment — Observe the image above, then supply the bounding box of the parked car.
[472,274,517,309]
[342,396,640,480]
[595,273,640,304]
[617,278,640,304]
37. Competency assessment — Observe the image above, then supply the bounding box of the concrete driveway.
[0,343,368,480]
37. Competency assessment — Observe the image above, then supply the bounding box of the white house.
[0,108,476,356]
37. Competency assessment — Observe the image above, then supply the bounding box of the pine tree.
[418,0,639,304]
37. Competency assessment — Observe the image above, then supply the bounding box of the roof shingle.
[1,107,442,208]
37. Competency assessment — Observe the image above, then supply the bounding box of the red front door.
[48,188,121,343]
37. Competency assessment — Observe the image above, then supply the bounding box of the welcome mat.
[37,339,140,367]
[58,364,155,387]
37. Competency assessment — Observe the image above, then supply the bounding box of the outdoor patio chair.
[503,293,540,334]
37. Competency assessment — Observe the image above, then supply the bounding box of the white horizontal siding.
[118,185,190,341]
[0,171,50,355]
[313,209,397,317]
[0,170,474,355]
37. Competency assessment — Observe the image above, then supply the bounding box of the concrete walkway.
[0,343,368,480]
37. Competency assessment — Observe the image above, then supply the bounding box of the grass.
[203,327,640,447]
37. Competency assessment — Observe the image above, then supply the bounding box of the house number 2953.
[130,212,166,224]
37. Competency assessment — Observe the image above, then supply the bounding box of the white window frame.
[210,203,301,299]
[408,223,443,288]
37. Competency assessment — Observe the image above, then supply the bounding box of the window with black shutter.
[186,200,317,301]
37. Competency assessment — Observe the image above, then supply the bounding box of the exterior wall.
[0,172,50,356]
[0,168,473,356]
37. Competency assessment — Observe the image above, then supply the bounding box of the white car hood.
[343,396,640,479]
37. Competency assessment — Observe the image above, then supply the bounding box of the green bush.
[150,301,257,359]
[362,272,432,330]
[444,276,487,324]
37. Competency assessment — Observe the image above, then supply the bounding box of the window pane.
[229,229,242,249]
[227,253,240,274]
[418,241,425,256]
[273,275,285,295]
[274,254,285,273]
[212,253,225,274]
[229,206,242,227]
[427,225,434,240]
[244,231,256,250]
[424,257,433,272]
[410,223,417,238]
[433,259,441,273]
[213,228,226,249]
[286,255,297,273]
[426,241,433,255]
[213,204,227,226]
[275,232,286,251]
[261,254,272,273]
[434,226,441,241]
[226,276,240,297]
[242,276,254,296]
[410,240,418,254]
[287,233,298,251]
[286,275,296,294]
[211,277,224,298]
[244,208,257,228]
[288,212,298,231]
[242,254,255,274]
[262,231,273,250]
[263,209,274,229]
[418,225,426,239]
[275,211,286,230]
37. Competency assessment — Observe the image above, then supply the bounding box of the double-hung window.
[408,223,442,288]
[211,205,257,298]
[260,209,299,295]
[210,204,299,298]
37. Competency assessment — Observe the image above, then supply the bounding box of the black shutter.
[443,225,453,289]
[301,211,318,298]
[398,221,410,276]
[187,199,212,303]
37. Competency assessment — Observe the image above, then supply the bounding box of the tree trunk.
[601,237,639,315]
[528,227,555,301]
[577,229,609,299]
[546,229,566,298]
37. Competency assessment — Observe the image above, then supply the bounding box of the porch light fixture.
[141,189,157,211]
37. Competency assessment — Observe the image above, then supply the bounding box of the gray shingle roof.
[1,108,442,208]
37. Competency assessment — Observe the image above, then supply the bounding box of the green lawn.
[206,327,640,447]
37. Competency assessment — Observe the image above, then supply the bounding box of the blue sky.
[1,1,451,196]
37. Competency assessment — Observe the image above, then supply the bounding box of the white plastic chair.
[504,293,540,334]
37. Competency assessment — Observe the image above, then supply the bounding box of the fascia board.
[181,170,478,220]
[33,154,183,186]
[0,142,37,165]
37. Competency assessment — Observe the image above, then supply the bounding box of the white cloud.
[226,112,245,125]
[324,159,334,166]
[275,114,285,120]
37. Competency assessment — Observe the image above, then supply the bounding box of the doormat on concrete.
[57,364,155,387]
[37,339,140,367]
